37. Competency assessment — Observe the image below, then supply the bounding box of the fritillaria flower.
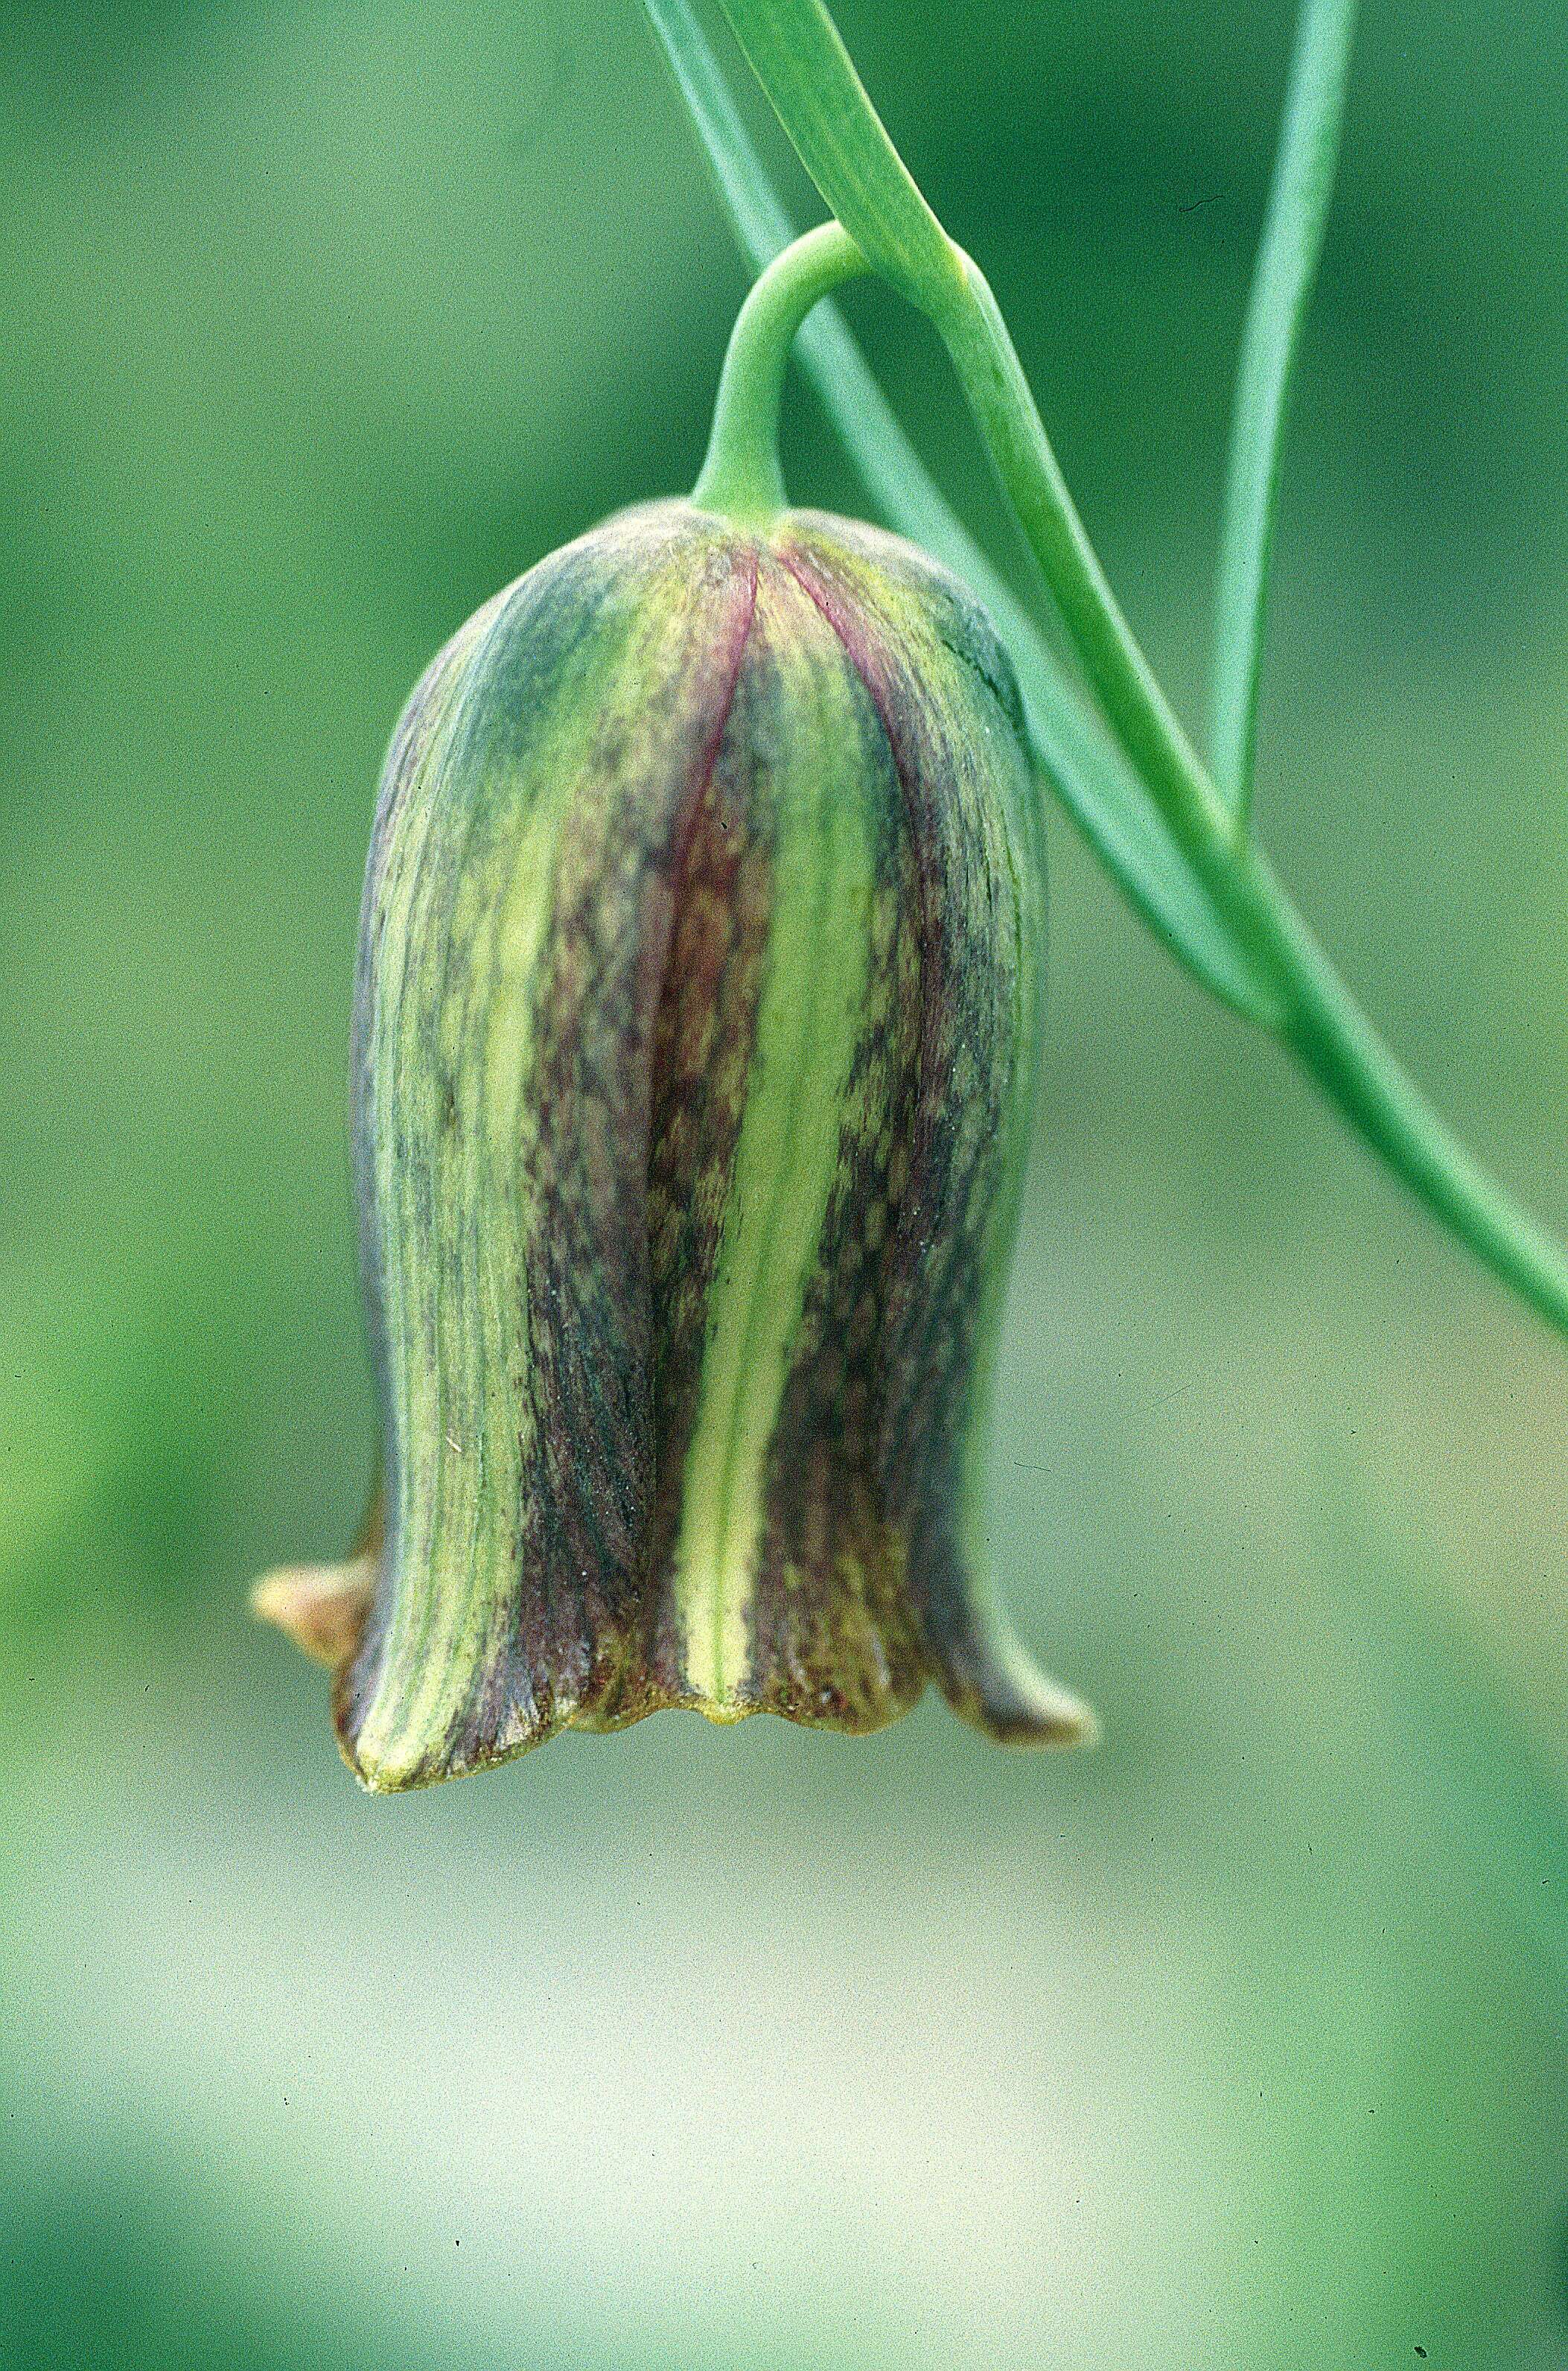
[256,497,1089,1787]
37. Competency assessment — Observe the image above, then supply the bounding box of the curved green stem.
[692,222,868,521]
[937,262,1568,1334]
[688,206,1568,1341]
[924,263,1568,1331]
[934,263,1239,865]
[646,0,1274,1020]
[696,0,1568,1346]
[700,0,963,316]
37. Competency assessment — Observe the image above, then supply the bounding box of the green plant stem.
[692,211,1568,1341]
[935,265,1237,863]
[643,0,1276,1022]
[929,258,1568,1331]
[705,0,1568,1345]
[705,0,962,312]
[940,264,1568,1335]
[1211,0,1359,822]
[692,221,868,521]
[712,4,1239,859]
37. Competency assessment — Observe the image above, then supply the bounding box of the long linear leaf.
[1210,0,1358,821]
[643,0,1276,1022]
[686,0,960,312]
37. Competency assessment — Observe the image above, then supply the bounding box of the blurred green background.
[4,1,1568,2364]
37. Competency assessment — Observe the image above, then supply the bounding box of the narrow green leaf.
[1210,0,1358,821]
[711,0,963,314]
[646,0,1568,1360]
[643,0,1276,1022]
[645,0,795,264]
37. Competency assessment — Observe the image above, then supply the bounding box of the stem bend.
[692,222,870,522]
[690,219,1568,1343]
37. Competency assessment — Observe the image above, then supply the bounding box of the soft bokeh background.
[4,1,1568,2363]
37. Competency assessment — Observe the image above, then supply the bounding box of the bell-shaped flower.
[256,498,1090,1787]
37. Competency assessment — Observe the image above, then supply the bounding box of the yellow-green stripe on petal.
[256,496,1091,1788]
[669,559,878,1713]
[341,507,759,1786]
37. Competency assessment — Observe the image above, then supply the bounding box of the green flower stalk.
[258,235,1089,1789]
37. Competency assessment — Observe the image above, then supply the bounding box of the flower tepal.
[257,497,1091,1786]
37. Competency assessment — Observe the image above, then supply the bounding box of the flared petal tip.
[1027,1684,1099,1750]
[331,1716,537,1798]
[251,1557,374,1671]
[936,1617,1098,1749]
[335,1732,456,1797]
[976,1672,1098,1750]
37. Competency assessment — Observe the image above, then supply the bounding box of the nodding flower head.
[255,497,1091,1788]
